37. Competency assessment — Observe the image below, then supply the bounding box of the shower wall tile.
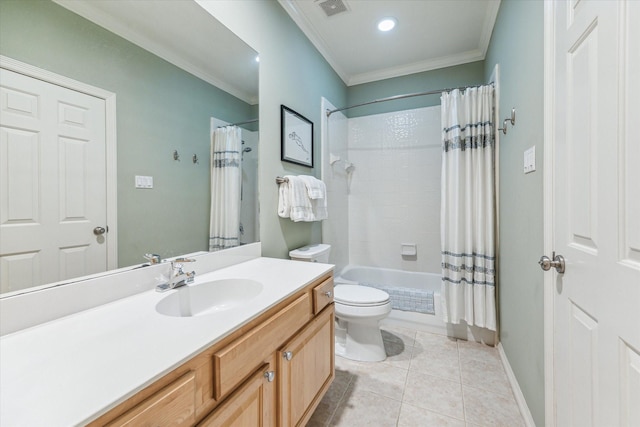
[348,106,442,273]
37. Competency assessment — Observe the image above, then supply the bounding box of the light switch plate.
[524,146,536,174]
[135,175,153,189]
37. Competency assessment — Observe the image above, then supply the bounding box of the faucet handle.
[144,253,162,264]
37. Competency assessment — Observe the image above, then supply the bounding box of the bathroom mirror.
[0,0,259,296]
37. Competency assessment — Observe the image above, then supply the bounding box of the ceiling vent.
[317,0,349,17]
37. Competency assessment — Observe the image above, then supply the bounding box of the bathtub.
[335,265,496,344]
[336,265,444,334]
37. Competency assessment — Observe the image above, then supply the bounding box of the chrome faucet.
[156,258,196,292]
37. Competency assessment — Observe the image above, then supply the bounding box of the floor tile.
[410,340,461,382]
[403,370,465,420]
[398,402,466,427]
[309,326,526,427]
[382,340,414,370]
[329,385,402,427]
[462,385,525,427]
[342,357,408,401]
[306,368,353,425]
[381,325,417,347]
[460,357,512,397]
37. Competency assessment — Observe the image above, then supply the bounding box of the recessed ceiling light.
[377,17,397,32]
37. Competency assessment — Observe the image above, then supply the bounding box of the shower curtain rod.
[326,82,494,117]
[218,118,259,128]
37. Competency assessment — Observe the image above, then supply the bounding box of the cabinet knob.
[264,371,275,382]
[283,351,293,361]
[324,291,333,298]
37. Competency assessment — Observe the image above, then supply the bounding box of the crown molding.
[52,0,257,105]
[277,0,350,85]
[348,49,486,86]
[479,0,502,57]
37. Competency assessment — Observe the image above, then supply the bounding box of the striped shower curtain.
[440,85,496,331]
[209,126,242,251]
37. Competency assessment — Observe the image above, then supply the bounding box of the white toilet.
[289,244,391,362]
[333,284,391,362]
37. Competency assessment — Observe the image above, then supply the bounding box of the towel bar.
[276,176,289,184]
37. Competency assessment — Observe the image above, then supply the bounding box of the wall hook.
[192,154,199,164]
[498,107,516,135]
[173,150,180,161]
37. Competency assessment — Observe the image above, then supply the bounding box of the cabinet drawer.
[312,277,334,314]
[106,371,195,427]
[213,293,312,400]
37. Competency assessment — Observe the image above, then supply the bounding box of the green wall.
[484,0,545,425]
[346,61,485,117]
[0,0,255,267]
[197,1,348,258]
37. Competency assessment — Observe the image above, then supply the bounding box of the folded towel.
[286,175,315,222]
[298,175,325,200]
[298,175,328,220]
[278,175,328,222]
[277,178,291,218]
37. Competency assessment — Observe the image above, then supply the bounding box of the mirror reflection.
[0,0,259,295]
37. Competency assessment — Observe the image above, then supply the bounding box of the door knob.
[93,226,106,236]
[539,252,565,274]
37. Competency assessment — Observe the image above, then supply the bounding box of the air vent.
[318,0,348,17]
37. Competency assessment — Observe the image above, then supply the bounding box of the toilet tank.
[289,244,331,263]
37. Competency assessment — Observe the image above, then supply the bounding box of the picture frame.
[281,105,314,167]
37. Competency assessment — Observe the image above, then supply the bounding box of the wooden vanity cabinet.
[278,305,335,427]
[197,359,276,427]
[92,273,334,427]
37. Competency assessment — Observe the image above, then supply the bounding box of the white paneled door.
[551,1,640,426]
[0,68,108,293]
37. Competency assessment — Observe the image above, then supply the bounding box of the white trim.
[347,49,486,86]
[52,0,257,105]
[542,2,556,427]
[277,0,350,85]
[497,343,537,427]
[0,55,118,272]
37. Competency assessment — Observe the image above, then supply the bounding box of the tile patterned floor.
[307,325,526,427]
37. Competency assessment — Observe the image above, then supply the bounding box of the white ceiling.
[52,0,500,101]
[278,0,501,86]
[52,0,259,104]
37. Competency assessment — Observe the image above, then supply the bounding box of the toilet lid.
[334,285,390,306]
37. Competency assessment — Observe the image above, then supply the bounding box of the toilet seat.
[334,285,390,307]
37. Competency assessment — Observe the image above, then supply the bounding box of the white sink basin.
[155,278,263,317]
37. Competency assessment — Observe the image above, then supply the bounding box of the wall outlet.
[524,146,536,174]
[135,175,153,189]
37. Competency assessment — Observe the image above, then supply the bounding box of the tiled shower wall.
[347,106,442,274]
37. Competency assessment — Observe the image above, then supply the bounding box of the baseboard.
[497,343,537,427]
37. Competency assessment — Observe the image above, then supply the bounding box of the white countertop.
[0,257,333,426]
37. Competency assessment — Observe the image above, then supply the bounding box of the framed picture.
[281,105,313,167]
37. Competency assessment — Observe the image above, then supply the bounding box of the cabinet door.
[198,363,275,427]
[278,305,335,427]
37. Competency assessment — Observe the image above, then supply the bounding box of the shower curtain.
[440,85,496,331]
[209,126,242,251]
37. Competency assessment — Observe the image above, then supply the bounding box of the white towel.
[277,178,291,218]
[298,175,325,199]
[299,175,328,220]
[286,175,315,222]
[278,175,328,222]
